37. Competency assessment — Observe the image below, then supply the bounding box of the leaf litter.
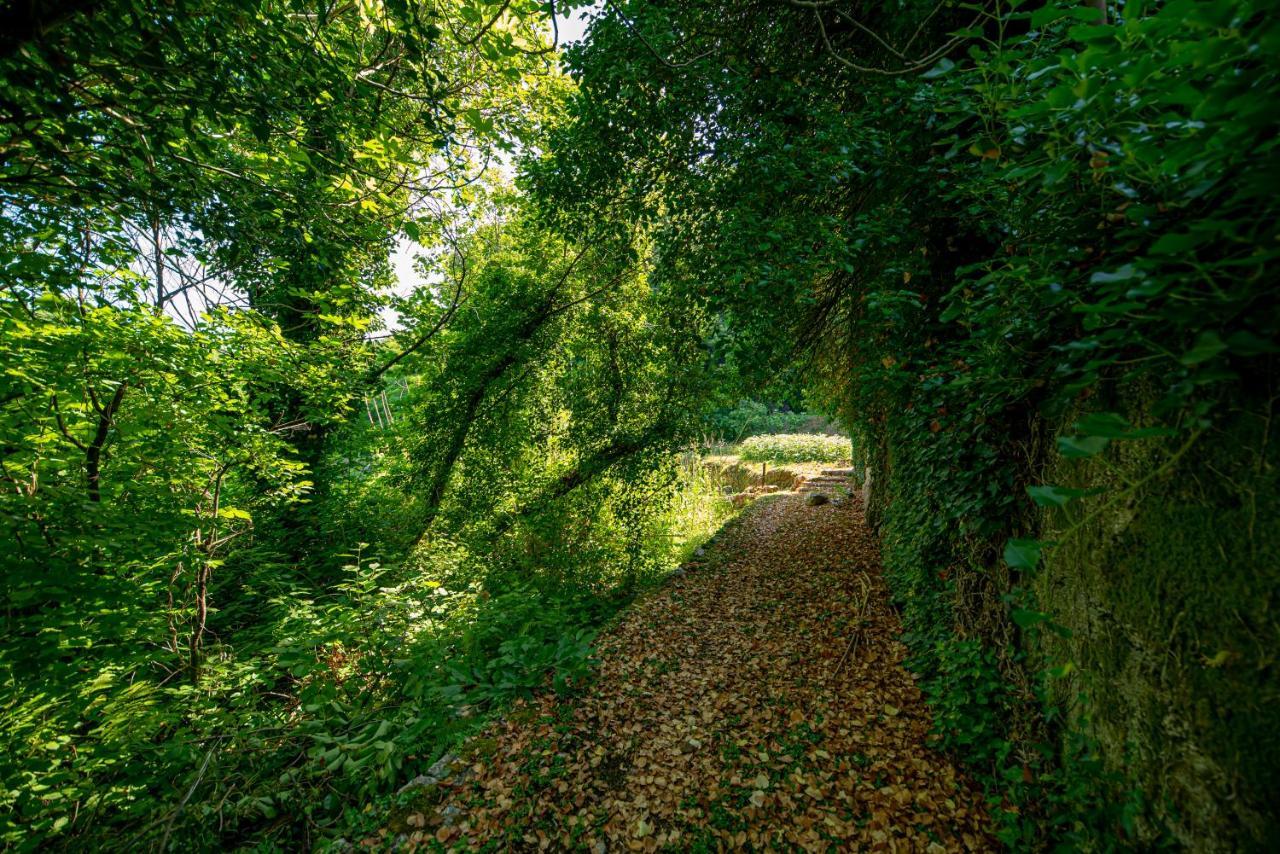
[374,493,993,851]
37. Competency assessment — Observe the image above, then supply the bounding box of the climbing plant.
[530,0,1280,847]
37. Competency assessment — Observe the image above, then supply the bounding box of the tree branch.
[85,381,126,502]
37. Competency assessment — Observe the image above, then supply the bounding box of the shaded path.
[390,493,992,851]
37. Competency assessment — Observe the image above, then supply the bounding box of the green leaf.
[1047,661,1075,679]
[1057,435,1109,458]
[1026,484,1104,508]
[1180,331,1228,366]
[1072,412,1175,441]
[1072,412,1131,437]
[1149,231,1207,255]
[1004,538,1043,572]
[1030,4,1103,27]
[1089,265,1139,284]
[1225,330,1279,357]
[1010,608,1049,628]
[922,58,955,79]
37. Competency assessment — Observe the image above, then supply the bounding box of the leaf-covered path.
[390,493,993,851]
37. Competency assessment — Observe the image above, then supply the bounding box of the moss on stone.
[1034,400,1280,850]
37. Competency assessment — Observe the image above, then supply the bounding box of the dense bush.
[737,433,850,464]
[1,402,731,849]
[704,400,838,441]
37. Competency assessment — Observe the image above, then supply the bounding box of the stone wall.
[1033,398,1279,850]
[858,387,1279,848]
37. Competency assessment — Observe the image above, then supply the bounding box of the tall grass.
[655,452,736,563]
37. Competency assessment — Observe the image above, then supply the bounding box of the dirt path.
[387,494,992,851]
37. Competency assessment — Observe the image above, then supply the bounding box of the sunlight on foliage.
[1,0,1275,848]
[737,434,852,465]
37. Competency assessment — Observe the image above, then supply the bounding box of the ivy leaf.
[1149,231,1207,255]
[1225,330,1279,357]
[1071,412,1174,440]
[1030,4,1104,27]
[1047,661,1075,679]
[1010,608,1048,628]
[1057,435,1109,458]
[922,58,955,79]
[1180,331,1228,366]
[1073,412,1130,437]
[1004,538,1043,571]
[1026,484,1104,508]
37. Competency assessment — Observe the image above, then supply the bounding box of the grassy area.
[736,433,850,464]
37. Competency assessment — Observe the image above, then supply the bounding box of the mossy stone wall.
[1034,401,1280,850]
[860,385,1279,848]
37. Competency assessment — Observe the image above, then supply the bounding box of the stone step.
[821,468,855,477]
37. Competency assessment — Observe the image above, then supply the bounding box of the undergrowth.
[1,451,734,849]
[881,476,1161,851]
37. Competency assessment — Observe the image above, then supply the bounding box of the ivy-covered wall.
[1033,395,1280,850]
[863,386,1280,850]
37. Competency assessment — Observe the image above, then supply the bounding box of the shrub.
[737,433,850,464]
[705,400,839,441]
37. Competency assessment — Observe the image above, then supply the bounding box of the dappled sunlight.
[2,0,1275,849]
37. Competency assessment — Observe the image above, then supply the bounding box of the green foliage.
[534,0,1280,847]
[4,0,1277,847]
[0,1,727,848]
[919,639,1010,772]
[703,400,837,442]
[445,626,599,704]
[736,434,851,464]
[911,630,1153,850]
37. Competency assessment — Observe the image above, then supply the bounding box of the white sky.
[554,5,597,46]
